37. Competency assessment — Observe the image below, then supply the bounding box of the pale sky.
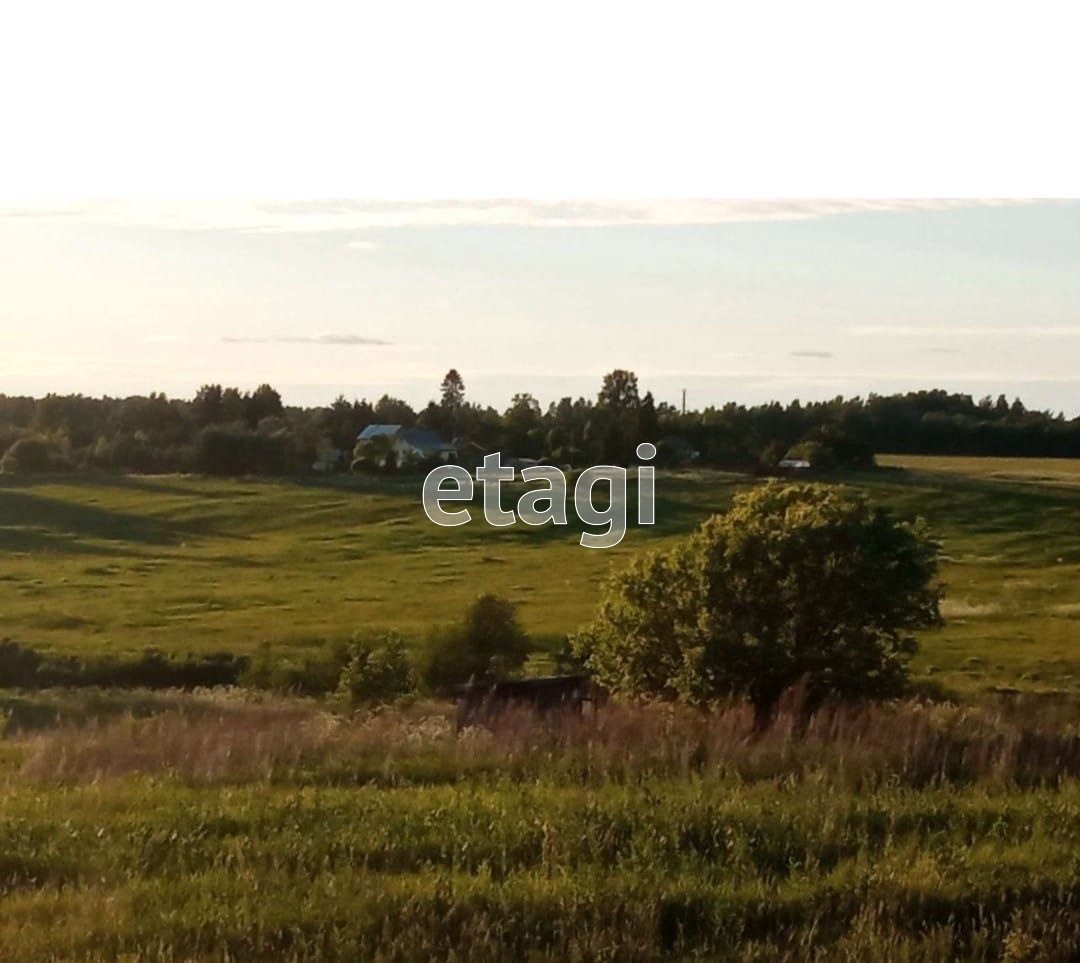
[2,199,1079,414]
[3,3,1078,413]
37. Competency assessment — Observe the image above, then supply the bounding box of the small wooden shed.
[451,674,600,731]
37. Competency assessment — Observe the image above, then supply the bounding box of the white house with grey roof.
[355,425,457,466]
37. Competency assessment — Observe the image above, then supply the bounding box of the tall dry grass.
[14,690,1080,788]
[16,701,335,784]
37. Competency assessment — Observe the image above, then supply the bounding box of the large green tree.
[572,483,942,724]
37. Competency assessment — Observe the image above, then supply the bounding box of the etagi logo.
[422,443,656,549]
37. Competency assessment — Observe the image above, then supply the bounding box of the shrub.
[419,594,530,692]
[0,436,69,474]
[240,641,347,695]
[89,432,162,472]
[0,639,44,687]
[337,633,415,706]
[786,425,876,471]
[351,434,400,474]
[572,482,942,724]
[0,641,246,690]
[193,424,291,475]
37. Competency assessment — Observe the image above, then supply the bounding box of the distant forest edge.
[1,370,1078,476]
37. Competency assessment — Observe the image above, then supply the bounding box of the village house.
[355,425,457,466]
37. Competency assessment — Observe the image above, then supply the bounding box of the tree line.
[1,370,1078,475]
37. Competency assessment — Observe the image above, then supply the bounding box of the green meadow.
[2,458,1080,695]
[0,693,1078,961]
[3,459,1080,960]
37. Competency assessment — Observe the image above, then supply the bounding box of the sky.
[2,3,1077,414]
[2,198,1079,415]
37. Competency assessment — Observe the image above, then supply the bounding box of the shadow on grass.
[853,470,1080,560]
[0,472,210,499]
[0,528,143,557]
[0,489,209,552]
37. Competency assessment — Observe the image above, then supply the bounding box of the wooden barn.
[451,674,602,731]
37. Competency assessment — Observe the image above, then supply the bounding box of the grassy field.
[2,460,1080,694]
[0,696,1078,961]
[877,454,1080,488]
[3,461,1080,959]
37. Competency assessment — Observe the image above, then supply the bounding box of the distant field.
[878,453,1080,486]
[2,465,1079,695]
[0,471,740,659]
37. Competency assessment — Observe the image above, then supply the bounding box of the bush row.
[0,593,531,702]
[0,640,246,690]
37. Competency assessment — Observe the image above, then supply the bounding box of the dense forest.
[1,369,1078,476]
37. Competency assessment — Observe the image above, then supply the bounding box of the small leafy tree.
[337,633,414,707]
[351,433,398,474]
[419,594,530,692]
[786,425,876,471]
[572,483,941,724]
[0,436,69,474]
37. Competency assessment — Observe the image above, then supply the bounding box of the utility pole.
[681,388,686,416]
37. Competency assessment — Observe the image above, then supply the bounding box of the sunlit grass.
[3,450,1080,962]
[1,463,1079,695]
[877,453,1080,486]
[0,697,1078,961]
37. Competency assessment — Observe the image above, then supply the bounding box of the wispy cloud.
[790,350,834,359]
[851,324,1080,337]
[0,198,1029,233]
[224,333,391,346]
